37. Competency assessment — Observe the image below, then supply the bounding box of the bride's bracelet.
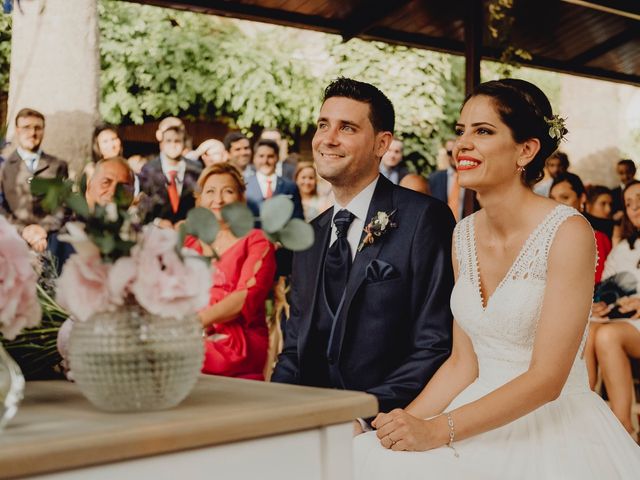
[445,412,459,458]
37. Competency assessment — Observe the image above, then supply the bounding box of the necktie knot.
[334,209,355,238]
[168,170,178,183]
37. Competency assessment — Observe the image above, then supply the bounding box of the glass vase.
[0,343,25,431]
[68,304,204,412]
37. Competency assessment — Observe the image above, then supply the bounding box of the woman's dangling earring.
[517,165,525,174]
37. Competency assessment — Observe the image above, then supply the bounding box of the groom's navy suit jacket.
[272,176,455,413]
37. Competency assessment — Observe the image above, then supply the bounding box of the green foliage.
[0,12,11,94]
[328,38,455,172]
[184,207,220,244]
[221,202,254,238]
[98,0,321,136]
[260,195,294,233]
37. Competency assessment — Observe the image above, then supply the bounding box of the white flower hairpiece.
[544,115,568,145]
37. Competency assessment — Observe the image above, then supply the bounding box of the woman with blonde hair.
[185,162,276,380]
[294,161,331,222]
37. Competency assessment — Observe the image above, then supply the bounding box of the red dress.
[185,229,276,380]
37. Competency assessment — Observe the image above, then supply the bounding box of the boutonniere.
[358,209,397,252]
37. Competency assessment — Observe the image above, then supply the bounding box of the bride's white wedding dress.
[354,205,640,479]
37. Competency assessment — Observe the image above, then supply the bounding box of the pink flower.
[129,227,211,318]
[0,217,41,340]
[57,254,112,322]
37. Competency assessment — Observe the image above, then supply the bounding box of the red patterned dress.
[185,229,276,380]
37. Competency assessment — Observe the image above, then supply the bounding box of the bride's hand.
[372,409,444,451]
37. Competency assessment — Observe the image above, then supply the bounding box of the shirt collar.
[333,175,379,222]
[256,171,278,183]
[159,153,186,178]
[17,147,41,162]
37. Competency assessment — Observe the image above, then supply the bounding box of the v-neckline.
[470,205,561,311]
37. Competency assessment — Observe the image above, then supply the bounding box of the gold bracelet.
[445,412,459,458]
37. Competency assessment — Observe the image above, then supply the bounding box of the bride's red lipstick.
[457,156,482,171]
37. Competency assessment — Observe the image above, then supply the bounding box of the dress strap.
[453,213,476,279]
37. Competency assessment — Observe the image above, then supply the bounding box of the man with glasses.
[0,108,68,251]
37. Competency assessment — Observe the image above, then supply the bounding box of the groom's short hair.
[322,77,395,134]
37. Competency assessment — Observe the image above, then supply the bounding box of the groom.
[271,78,455,420]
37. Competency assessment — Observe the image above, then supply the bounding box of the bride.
[354,79,640,479]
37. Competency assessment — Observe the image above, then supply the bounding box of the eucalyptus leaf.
[66,193,90,218]
[222,202,254,238]
[176,222,188,257]
[30,177,60,196]
[277,219,314,251]
[185,207,219,244]
[260,195,294,234]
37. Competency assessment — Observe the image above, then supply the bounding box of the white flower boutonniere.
[358,209,397,252]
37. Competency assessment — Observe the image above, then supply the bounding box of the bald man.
[86,156,135,208]
[399,173,430,195]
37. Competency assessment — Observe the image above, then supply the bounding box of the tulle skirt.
[354,378,640,479]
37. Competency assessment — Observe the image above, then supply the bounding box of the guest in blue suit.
[245,139,304,220]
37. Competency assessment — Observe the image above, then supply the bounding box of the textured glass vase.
[68,305,204,412]
[0,343,25,431]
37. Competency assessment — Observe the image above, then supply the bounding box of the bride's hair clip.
[544,115,568,145]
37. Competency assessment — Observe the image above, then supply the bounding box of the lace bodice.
[451,204,590,393]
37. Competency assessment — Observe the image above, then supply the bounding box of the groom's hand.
[373,409,444,451]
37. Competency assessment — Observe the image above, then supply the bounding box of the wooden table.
[0,376,377,480]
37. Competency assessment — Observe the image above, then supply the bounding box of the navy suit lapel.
[298,207,333,355]
[328,177,396,362]
[247,176,264,201]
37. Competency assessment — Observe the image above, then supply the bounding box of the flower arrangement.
[0,216,41,340]
[544,115,568,145]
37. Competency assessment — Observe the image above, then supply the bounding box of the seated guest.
[223,131,253,180]
[611,159,637,222]
[379,138,408,184]
[399,173,430,195]
[550,172,611,283]
[138,124,202,227]
[85,156,135,209]
[85,124,123,178]
[258,128,295,181]
[245,139,304,221]
[0,108,68,253]
[589,180,640,436]
[585,185,614,240]
[185,163,277,380]
[533,151,569,197]
[185,138,227,168]
[294,161,331,222]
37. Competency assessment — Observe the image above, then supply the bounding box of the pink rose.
[108,256,138,304]
[57,254,112,322]
[129,227,211,318]
[0,217,41,340]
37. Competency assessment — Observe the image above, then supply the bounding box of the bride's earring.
[516,165,525,174]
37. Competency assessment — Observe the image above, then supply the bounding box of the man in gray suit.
[0,108,68,251]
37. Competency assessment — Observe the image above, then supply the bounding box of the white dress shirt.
[330,176,379,261]
[160,154,186,196]
[17,147,42,172]
[256,172,278,199]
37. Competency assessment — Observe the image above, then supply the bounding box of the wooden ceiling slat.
[123,0,640,86]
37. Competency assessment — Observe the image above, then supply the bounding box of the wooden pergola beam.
[340,0,413,41]
[570,27,638,64]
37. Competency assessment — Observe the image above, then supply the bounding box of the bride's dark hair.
[463,78,560,187]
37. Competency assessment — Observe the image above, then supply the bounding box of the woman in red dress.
[186,163,277,380]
